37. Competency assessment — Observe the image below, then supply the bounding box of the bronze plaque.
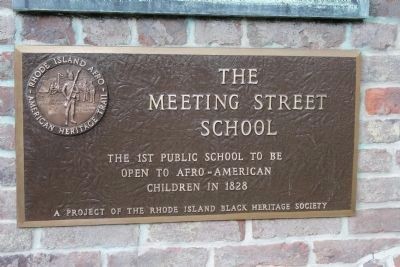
[15,46,360,227]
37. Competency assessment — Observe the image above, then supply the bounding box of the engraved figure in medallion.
[48,73,63,95]
[61,69,81,125]
[81,80,89,102]
[88,80,96,103]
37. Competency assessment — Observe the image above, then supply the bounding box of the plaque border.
[15,46,360,228]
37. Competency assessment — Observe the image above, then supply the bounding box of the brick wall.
[1,0,400,266]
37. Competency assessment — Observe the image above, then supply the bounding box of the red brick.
[0,189,15,219]
[82,18,132,46]
[0,156,15,185]
[0,123,14,150]
[137,18,187,46]
[314,239,400,264]
[358,149,392,173]
[21,15,75,45]
[395,254,400,267]
[0,224,32,252]
[0,8,14,44]
[361,120,400,143]
[147,221,242,243]
[215,242,309,266]
[109,248,208,267]
[366,88,400,115]
[349,209,400,234]
[352,23,397,50]
[0,251,101,267]
[363,56,400,82]
[358,178,400,203]
[0,0,11,8]
[195,20,242,46]
[0,51,13,80]
[0,87,14,116]
[248,21,345,48]
[108,251,138,267]
[370,0,400,17]
[253,218,341,239]
[41,224,139,249]
[397,151,400,166]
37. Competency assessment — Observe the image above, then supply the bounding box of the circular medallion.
[26,56,108,135]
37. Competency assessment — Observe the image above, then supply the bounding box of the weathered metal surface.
[13,0,369,19]
[15,46,359,227]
